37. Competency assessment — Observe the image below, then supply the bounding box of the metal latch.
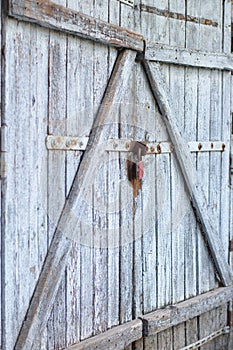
[129,141,147,180]
[117,0,134,8]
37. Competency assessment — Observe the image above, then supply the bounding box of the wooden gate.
[1,1,233,349]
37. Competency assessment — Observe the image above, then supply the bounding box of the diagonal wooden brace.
[13,49,137,350]
[142,60,233,287]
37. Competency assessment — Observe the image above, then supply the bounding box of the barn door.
[3,1,233,350]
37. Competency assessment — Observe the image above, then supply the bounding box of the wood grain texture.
[142,60,233,287]
[142,286,233,337]
[66,319,142,350]
[169,1,186,347]
[13,49,137,350]
[145,42,233,70]
[8,0,144,51]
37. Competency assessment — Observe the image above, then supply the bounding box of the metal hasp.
[129,141,147,180]
[117,0,134,8]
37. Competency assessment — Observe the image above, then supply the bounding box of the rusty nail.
[222,143,225,151]
[198,143,202,150]
[157,144,161,154]
[211,142,214,149]
[170,144,174,152]
[125,142,130,149]
[150,146,155,153]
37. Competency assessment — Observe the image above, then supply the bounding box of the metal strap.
[46,136,226,154]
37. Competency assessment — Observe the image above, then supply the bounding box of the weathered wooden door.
[2,1,233,349]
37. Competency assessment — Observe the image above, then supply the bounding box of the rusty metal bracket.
[46,135,88,151]
[46,136,226,154]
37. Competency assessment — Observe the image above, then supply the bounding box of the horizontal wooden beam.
[145,42,233,71]
[8,0,144,52]
[67,320,142,350]
[66,287,233,348]
[142,286,233,337]
[7,1,233,71]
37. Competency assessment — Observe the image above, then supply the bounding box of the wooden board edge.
[145,42,233,71]
[142,286,233,337]
[8,0,144,52]
[66,320,143,350]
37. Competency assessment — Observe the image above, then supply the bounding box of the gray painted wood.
[142,60,233,287]
[66,319,142,350]
[8,0,144,52]
[1,1,232,349]
[13,49,137,350]
[142,286,233,337]
[145,42,233,70]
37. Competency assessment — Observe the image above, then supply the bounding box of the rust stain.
[157,143,161,154]
[211,142,214,149]
[150,146,155,153]
[126,160,142,198]
[222,143,226,151]
[198,143,202,150]
[140,4,218,27]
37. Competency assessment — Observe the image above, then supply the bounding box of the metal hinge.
[0,124,7,179]
[117,0,134,8]
[178,326,230,350]
[46,136,226,154]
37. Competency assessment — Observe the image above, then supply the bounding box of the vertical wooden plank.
[29,23,49,350]
[133,0,143,321]
[92,0,109,336]
[3,18,36,350]
[78,0,94,341]
[47,0,67,346]
[119,5,134,326]
[198,2,223,349]
[138,0,157,318]
[184,1,199,346]
[65,0,83,345]
[107,0,120,331]
[169,13,186,349]
[141,77,158,315]
[119,80,134,325]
